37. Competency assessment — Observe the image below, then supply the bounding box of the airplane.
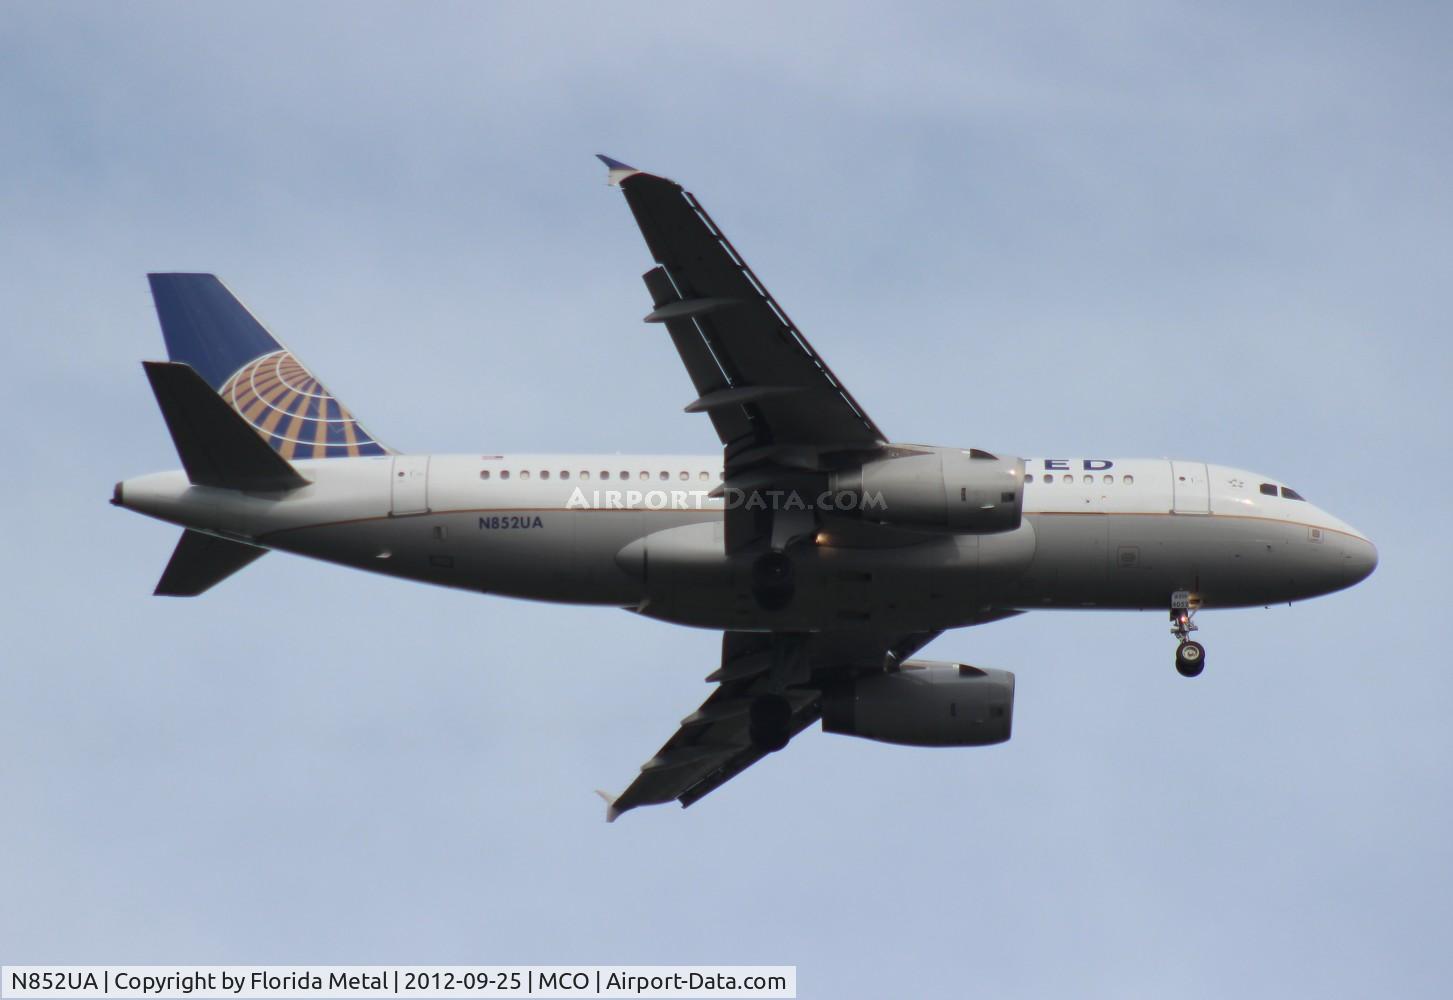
[112,155,1378,819]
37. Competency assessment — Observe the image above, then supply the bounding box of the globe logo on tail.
[221,350,385,459]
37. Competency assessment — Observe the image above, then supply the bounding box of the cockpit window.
[1281,486,1306,501]
[1259,483,1278,496]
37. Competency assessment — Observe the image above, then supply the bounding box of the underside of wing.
[603,630,938,819]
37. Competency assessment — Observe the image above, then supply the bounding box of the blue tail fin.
[147,274,388,459]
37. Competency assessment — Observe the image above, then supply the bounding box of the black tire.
[751,551,795,611]
[1175,640,1206,678]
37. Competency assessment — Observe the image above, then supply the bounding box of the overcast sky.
[3,3,1451,997]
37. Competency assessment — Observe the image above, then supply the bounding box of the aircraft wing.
[599,156,886,466]
[602,629,938,819]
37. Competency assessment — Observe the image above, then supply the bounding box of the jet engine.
[821,660,1014,747]
[831,447,1024,534]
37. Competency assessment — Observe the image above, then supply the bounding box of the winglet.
[595,153,642,187]
[594,788,622,823]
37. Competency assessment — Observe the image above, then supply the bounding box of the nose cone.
[1343,535,1379,587]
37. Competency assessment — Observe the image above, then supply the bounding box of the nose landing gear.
[1175,638,1205,677]
[1171,591,1205,677]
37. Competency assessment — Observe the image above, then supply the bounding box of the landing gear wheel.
[750,551,795,612]
[1176,640,1205,678]
[749,694,792,752]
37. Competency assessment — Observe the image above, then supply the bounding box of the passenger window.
[1103,475,1113,484]
[520,470,530,480]
[620,471,629,480]
[479,470,491,480]
[500,470,511,480]
[639,471,649,481]
[1260,483,1278,496]
[540,470,550,480]
[560,471,570,480]
[1083,475,1093,485]
[1025,474,1034,483]
[659,471,669,481]
[1043,474,1054,484]
[678,471,688,481]
[600,471,610,480]
[580,471,590,481]
[699,471,709,481]
[1123,474,1134,485]
[1281,487,1305,501]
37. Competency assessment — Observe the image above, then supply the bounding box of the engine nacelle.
[832,447,1024,533]
[821,660,1014,747]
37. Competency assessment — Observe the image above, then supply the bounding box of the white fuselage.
[117,452,1378,634]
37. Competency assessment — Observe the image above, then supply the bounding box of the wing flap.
[677,705,822,808]
[609,681,817,815]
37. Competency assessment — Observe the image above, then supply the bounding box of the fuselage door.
[1171,460,1210,514]
[390,455,430,515]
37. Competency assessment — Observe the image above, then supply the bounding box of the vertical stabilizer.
[147,274,389,459]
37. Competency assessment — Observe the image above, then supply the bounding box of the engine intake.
[832,447,1024,533]
[821,660,1015,747]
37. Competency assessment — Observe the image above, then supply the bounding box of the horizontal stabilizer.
[155,529,267,597]
[143,361,308,492]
